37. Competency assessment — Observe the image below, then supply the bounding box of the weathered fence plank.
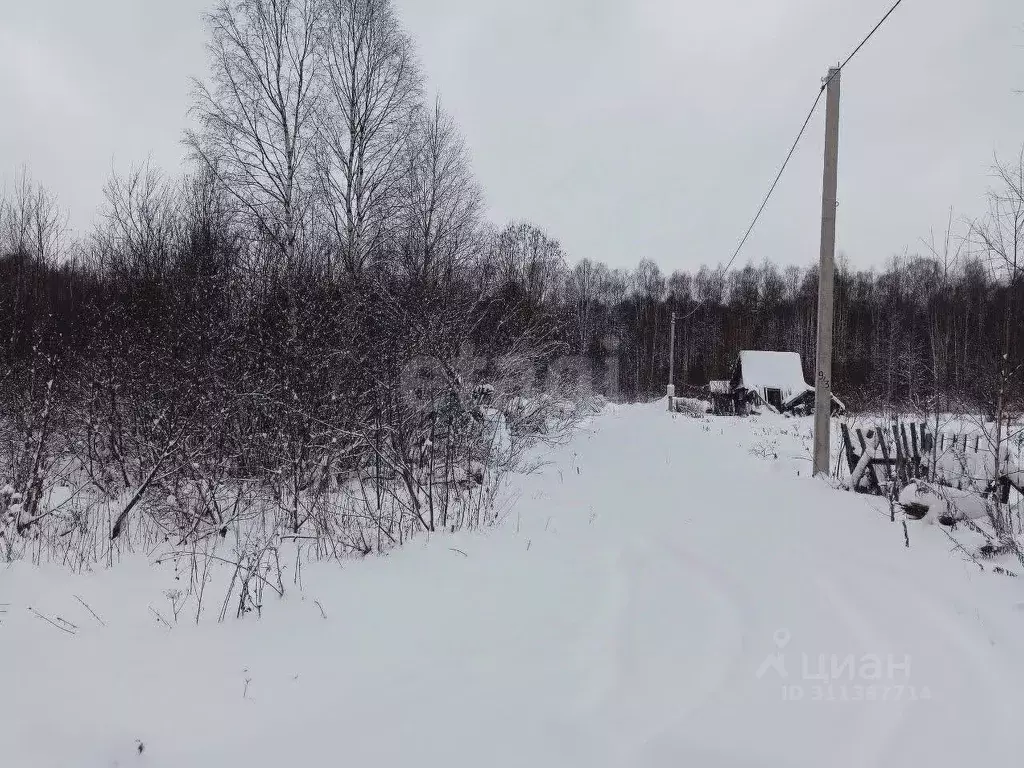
[840,420,1018,504]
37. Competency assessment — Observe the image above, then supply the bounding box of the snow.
[671,396,711,415]
[933,433,1020,492]
[898,481,993,523]
[5,403,1024,767]
[735,350,810,401]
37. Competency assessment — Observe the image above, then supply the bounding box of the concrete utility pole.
[667,311,677,411]
[813,67,841,477]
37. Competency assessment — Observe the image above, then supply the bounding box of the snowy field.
[5,402,1024,767]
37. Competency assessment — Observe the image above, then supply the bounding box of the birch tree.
[187,0,322,272]
[318,0,421,277]
[566,258,602,354]
[395,99,481,284]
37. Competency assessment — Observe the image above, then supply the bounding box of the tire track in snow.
[607,536,757,761]
[840,553,1022,742]
[631,549,912,767]
[655,537,759,703]
[802,544,1024,766]
[556,533,754,764]
[566,543,631,718]
[811,576,908,768]
[559,408,1024,766]
[837,548,1017,690]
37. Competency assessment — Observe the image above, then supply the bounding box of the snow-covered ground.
[5,402,1024,767]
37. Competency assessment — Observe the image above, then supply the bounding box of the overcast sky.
[2,0,1022,272]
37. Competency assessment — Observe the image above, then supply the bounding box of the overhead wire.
[677,0,908,322]
[838,0,907,72]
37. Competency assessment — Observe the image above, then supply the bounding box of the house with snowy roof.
[727,350,845,415]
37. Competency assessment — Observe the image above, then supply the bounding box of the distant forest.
[3,193,1022,413]
[557,240,1024,410]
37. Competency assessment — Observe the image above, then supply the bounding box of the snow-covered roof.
[734,351,809,395]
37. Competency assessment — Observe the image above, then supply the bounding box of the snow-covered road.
[5,402,1024,767]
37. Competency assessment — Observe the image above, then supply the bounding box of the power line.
[840,0,907,73]
[679,0,908,321]
[727,94,824,267]
[679,89,824,321]
[820,0,907,91]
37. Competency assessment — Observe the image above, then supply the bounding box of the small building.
[725,350,845,416]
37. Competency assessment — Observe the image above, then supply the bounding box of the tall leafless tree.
[0,168,69,265]
[187,0,322,274]
[493,222,565,306]
[566,258,602,354]
[0,170,70,357]
[317,0,421,277]
[394,98,481,284]
[971,150,1024,532]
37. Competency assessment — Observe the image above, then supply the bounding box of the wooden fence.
[839,421,1013,503]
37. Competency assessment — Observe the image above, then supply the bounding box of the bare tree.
[493,222,566,306]
[0,171,70,353]
[92,162,179,281]
[317,0,421,277]
[970,149,1024,534]
[187,0,322,273]
[0,168,69,264]
[917,211,965,473]
[566,258,602,354]
[394,98,481,284]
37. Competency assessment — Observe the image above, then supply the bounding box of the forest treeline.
[562,240,1024,411]
[6,168,1023,415]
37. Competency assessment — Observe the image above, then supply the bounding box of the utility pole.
[813,67,841,477]
[667,311,677,411]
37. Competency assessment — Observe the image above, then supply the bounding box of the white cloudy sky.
[2,0,1022,271]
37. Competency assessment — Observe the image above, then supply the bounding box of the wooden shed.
[728,350,845,416]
